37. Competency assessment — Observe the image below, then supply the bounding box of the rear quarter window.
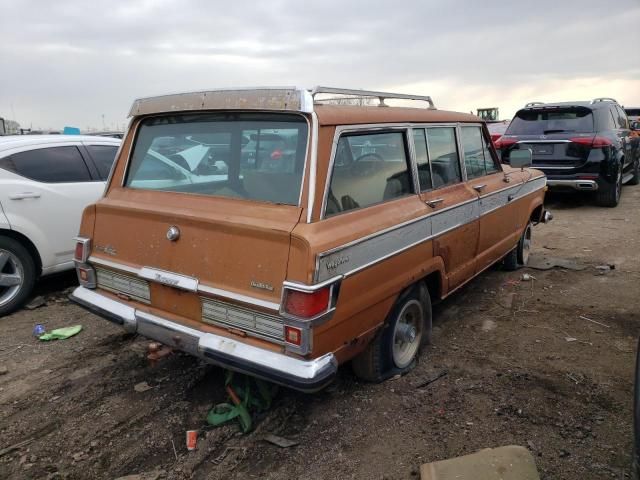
[85,144,119,180]
[507,108,594,135]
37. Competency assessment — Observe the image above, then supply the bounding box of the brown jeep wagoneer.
[70,87,551,392]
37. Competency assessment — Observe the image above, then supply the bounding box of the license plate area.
[137,315,200,356]
[532,144,554,155]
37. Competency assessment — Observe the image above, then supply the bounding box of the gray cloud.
[1,0,638,129]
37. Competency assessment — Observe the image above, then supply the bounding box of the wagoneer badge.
[166,226,180,241]
[250,280,274,292]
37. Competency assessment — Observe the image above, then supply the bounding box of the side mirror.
[631,121,640,131]
[510,149,532,169]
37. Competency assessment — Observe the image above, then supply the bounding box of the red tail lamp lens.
[570,136,612,148]
[284,326,302,346]
[74,242,84,262]
[284,287,330,318]
[494,138,517,149]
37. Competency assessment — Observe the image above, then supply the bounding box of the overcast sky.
[1,0,639,131]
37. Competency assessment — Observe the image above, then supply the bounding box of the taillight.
[283,287,330,319]
[490,133,502,144]
[76,264,96,288]
[494,137,518,149]
[284,326,303,346]
[74,237,91,263]
[570,136,612,148]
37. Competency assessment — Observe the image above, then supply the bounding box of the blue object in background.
[33,324,46,337]
[63,126,81,135]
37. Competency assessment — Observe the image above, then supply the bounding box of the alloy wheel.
[0,249,24,308]
[392,299,423,369]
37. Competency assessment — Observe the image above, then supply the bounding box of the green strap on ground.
[206,371,278,433]
[39,325,83,341]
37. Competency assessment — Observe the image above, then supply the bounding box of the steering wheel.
[350,153,384,176]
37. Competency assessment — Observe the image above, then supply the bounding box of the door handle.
[425,198,444,208]
[9,192,41,200]
[473,184,487,192]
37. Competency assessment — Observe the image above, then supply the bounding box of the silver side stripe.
[315,176,546,282]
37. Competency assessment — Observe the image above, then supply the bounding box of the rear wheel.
[503,222,532,271]
[352,285,431,382]
[0,237,37,317]
[596,164,622,207]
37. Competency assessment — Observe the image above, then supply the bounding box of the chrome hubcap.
[0,249,24,307]
[522,225,532,265]
[392,299,423,369]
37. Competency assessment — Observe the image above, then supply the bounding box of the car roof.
[0,135,121,153]
[314,105,480,126]
[519,101,616,111]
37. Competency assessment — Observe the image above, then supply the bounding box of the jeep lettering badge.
[154,273,179,286]
[326,256,350,270]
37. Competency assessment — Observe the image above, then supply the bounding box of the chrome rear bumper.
[70,287,337,392]
[546,179,598,191]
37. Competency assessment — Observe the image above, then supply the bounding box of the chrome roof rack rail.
[591,97,618,105]
[524,101,545,108]
[311,86,436,109]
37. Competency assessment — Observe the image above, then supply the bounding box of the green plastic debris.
[39,325,83,341]
[206,371,278,433]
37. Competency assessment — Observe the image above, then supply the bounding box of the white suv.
[0,135,121,316]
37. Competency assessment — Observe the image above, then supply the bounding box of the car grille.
[201,297,284,343]
[95,267,151,304]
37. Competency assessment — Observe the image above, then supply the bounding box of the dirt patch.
[1,187,639,479]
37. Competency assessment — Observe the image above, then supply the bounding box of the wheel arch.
[0,228,42,277]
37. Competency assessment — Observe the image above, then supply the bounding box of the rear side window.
[625,109,640,117]
[126,113,308,205]
[506,107,594,135]
[325,131,413,216]
[86,145,118,180]
[0,146,91,183]
[426,127,462,188]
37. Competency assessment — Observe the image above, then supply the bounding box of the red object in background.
[270,149,283,160]
[186,430,197,451]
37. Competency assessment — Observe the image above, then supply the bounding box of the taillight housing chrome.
[73,237,95,288]
[279,277,342,355]
[74,237,91,263]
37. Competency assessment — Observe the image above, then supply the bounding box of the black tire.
[0,236,37,317]
[596,164,622,207]
[629,157,640,186]
[352,284,432,382]
[503,222,532,271]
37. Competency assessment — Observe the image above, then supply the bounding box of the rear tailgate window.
[507,107,594,135]
[125,113,308,205]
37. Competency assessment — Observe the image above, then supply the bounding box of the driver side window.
[325,131,414,217]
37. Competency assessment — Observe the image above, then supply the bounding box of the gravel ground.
[1,185,639,480]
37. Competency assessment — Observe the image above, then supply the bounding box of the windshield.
[506,107,594,135]
[125,113,308,205]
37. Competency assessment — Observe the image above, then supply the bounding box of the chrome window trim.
[455,123,468,182]
[405,128,421,195]
[411,127,436,193]
[305,111,319,222]
[87,256,281,311]
[314,175,547,282]
[120,111,311,208]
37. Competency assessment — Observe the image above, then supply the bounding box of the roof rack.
[591,97,618,105]
[311,86,436,109]
[524,102,545,108]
